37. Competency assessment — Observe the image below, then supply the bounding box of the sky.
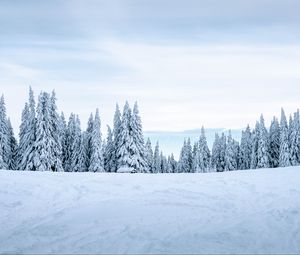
[1,0,300,134]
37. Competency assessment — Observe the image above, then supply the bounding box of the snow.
[0,167,300,254]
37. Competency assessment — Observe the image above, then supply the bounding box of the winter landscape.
[1,0,300,254]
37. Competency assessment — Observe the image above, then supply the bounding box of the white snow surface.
[0,167,300,254]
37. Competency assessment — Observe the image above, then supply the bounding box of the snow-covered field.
[0,168,300,254]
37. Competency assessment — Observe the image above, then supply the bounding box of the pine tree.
[7,119,17,170]
[257,115,269,169]
[113,104,122,172]
[0,95,10,169]
[192,141,199,173]
[49,91,63,172]
[198,127,211,172]
[225,131,237,171]
[89,109,104,172]
[104,125,115,172]
[145,138,154,173]
[18,87,37,170]
[178,138,192,173]
[289,110,300,166]
[129,102,147,172]
[250,122,259,169]
[269,117,280,168]
[279,108,291,167]
[160,152,168,173]
[70,115,83,172]
[34,92,55,171]
[153,141,161,173]
[168,153,177,173]
[60,112,68,170]
[85,113,94,170]
[239,125,252,170]
[116,102,132,169]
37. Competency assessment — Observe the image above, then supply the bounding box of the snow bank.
[0,167,300,254]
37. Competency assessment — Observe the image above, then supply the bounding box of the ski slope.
[0,167,300,254]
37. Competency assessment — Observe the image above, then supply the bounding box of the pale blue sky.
[1,0,300,132]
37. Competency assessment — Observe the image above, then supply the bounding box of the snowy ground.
[0,167,300,254]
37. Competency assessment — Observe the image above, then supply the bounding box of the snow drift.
[0,167,300,254]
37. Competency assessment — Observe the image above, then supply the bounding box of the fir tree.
[279,108,291,167]
[289,110,300,166]
[198,127,211,172]
[225,131,237,171]
[257,115,269,169]
[113,104,122,172]
[89,109,104,172]
[239,125,252,170]
[145,138,154,173]
[129,102,147,172]
[153,141,161,173]
[104,125,115,172]
[269,117,280,168]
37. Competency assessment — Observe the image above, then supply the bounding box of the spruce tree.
[269,117,280,168]
[257,115,269,169]
[89,109,104,172]
[225,131,237,171]
[113,104,122,171]
[129,102,147,172]
[145,138,154,173]
[7,119,17,170]
[153,141,161,173]
[198,127,211,172]
[104,125,115,172]
[250,122,259,169]
[239,125,252,170]
[289,110,300,166]
[0,95,9,169]
[279,108,291,167]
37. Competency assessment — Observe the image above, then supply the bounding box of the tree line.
[0,88,299,173]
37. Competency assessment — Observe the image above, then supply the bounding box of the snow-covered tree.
[7,119,17,170]
[116,102,132,169]
[160,152,168,173]
[269,117,280,168]
[192,141,199,173]
[250,122,259,169]
[129,102,147,172]
[225,131,237,171]
[89,109,104,172]
[34,92,62,171]
[198,127,211,172]
[257,115,269,169]
[18,88,37,170]
[279,108,291,167]
[0,95,10,169]
[168,153,177,173]
[104,125,115,172]
[239,125,252,170]
[153,141,161,173]
[145,138,154,173]
[49,91,63,172]
[178,138,192,173]
[289,110,300,166]
[113,104,122,172]
[70,115,84,172]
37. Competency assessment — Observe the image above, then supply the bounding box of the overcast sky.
[1,0,300,132]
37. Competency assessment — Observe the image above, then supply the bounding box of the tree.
[113,104,122,172]
[289,110,300,166]
[153,141,161,173]
[145,138,154,173]
[269,117,280,168]
[225,131,237,171]
[178,138,192,173]
[198,127,211,172]
[279,108,291,167]
[104,125,115,172]
[89,109,104,172]
[250,122,259,169]
[7,119,17,170]
[0,95,10,169]
[18,87,37,170]
[257,115,269,169]
[34,92,59,171]
[129,102,147,172]
[239,125,252,170]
